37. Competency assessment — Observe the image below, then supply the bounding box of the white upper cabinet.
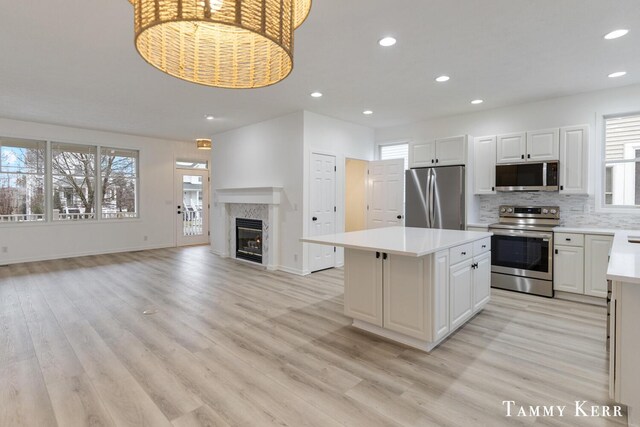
[559,125,589,194]
[473,136,497,195]
[409,136,466,168]
[526,128,559,161]
[409,141,436,168]
[496,132,526,164]
[434,136,467,166]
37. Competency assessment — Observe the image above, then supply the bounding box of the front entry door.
[309,153,336,272]
[176,169,210,246]
[367,159,405,229]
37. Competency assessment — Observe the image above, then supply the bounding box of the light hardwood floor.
[0,246,627,426]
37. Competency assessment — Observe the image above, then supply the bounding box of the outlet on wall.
[1,246,7,253]
[143,235,148,241]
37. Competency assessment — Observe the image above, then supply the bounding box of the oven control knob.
[550,209,557,214]
[506,208,513,213]
[500,208,507,213]
[542,209,549,214]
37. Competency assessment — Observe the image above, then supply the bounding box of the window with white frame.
[379,143,409,170]
[51,143,97,220]
[101,148,139,219]
[0,138,46,222]
[603,114,640,208]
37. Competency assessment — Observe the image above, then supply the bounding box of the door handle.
[312,217,318,221]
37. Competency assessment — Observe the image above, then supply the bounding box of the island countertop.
[301,226,492,257]
[607,230,640,285]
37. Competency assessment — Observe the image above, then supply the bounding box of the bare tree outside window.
[0,138,46,222]
[51,143,97,220]
[101,148,138,219]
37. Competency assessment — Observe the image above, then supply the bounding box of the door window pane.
[51,143,97,220]
[182,175,203,236]
[101,148,139,219]
[0,138,46,222]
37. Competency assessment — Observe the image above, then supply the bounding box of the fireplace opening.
[236,218,263,264]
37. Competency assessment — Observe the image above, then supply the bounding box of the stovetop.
[489,205,560,231]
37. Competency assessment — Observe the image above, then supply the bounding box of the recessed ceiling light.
[205,115,215,120]
[608,71,627,78]
[363,110,374,115]
[471,99,484,105]
[604,29,629,40]
[435,75,450,83]
[310,92,323,98]
[378,37,397,47]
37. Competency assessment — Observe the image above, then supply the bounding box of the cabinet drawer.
[555,233,584,247]
[450,243,473,265]
[473,238,491,256]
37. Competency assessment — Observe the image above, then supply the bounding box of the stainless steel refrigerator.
[405,166,465,230]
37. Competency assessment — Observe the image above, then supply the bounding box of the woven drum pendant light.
[132,0,297,89]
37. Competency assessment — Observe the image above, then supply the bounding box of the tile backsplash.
[477,193,640,229]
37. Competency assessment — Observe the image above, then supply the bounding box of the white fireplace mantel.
[214,187,283,271]
[215,187,283,205]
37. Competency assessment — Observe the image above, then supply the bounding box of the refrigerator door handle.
[424,170,431,228]
[429,169,436,228]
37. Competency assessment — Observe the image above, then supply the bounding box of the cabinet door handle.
[383,253,388,260]
[555,249,559,255]
[312,216,318,221]
[481,245,486,248]
[521,154,525,159]
[376,251,380,259]
[527,154,531,159]
[491,186,495,192]
[461,251,466,255]
[566,238,571,241]
[396,215,402,219]
[435,159,439,164]
[560,185,564,191]
[431,159,435,164]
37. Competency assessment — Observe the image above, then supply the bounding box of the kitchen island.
[302,227,492,352]
[607,230,640,427]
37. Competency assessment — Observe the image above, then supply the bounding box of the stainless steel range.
[489,206,560,297]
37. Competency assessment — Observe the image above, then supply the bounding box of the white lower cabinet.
[449,261,474,329]
[383,254,428,340]
[344,241,490,348]
[584,235,614,298]
[553,245,584,293]
[553,232,613,297]
[344,249,383,326]
[473,252,491,311]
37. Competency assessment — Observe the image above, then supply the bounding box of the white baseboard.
[211,248,229,257]
[0,243,173,266]
[554,291,607,307]
[277,265,308,276]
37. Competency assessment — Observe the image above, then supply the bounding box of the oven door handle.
[490,229,553,240]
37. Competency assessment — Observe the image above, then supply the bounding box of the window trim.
[595,111,640,214]
[376,139,411,171]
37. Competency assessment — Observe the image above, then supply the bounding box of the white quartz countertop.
[553,226,617,236]
[607,230,640,285]
[301,226,492,257]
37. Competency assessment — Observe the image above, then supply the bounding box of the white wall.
[210,112,305,273]
[303,111,375,272]
[376,84,640,225]
[0,117,208,265]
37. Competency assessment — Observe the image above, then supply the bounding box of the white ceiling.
[0,0,638,141]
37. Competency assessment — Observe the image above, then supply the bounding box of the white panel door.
[409,141,435,168]
[526,128,559,161]
[344,249,383,326]
[435,136,467,166]
[472,252,491,311]
[383,254,428,340]
[309,153,336,272]
[553,245,584,294]
[367,159,405,229]
[584,235,613,298]
[473,136,497,194]
[176,170,210,246]
[496,132,526,164]
[560,125,589,194]
[449,261,473,329]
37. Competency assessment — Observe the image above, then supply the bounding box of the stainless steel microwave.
[495,161,559,192]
